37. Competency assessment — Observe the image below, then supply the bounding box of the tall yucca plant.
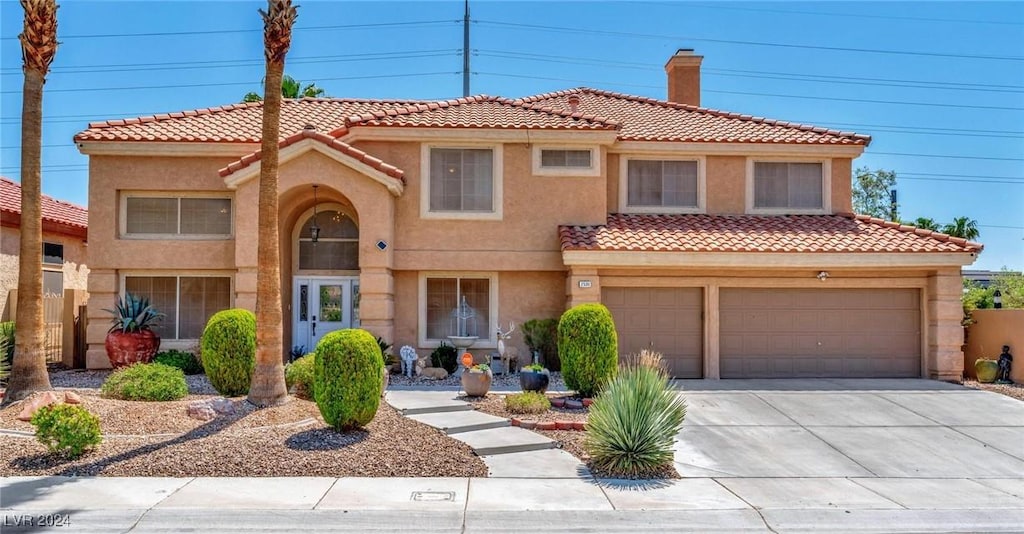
[4,0,58,405]
[584,350,686,478]
[248,0,297,407]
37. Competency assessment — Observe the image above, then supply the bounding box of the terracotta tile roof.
[560,213,981,254]
[74,98,423,143]
[517,88,870,145]
[344,95,618,130]
[217,128,404,181]
[0,176,88,230]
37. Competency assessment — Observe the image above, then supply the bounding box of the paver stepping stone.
[482,449,590,478]
[385,391,473,415]
[453,426,557,456]
[408,411,510,434]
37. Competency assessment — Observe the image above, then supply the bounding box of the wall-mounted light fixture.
[817,271,829,282]
[994,289,1003,309]
[310,184,321,243]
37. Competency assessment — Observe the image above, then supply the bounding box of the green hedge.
[154,349,204,375]
[31,404,102,458]
[314,329,383,430]
[285,354,315,400]
[558,303,618,397]
[200,309,256,396]
[101,363,189,401]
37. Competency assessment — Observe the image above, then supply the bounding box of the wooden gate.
[43,294,63,363]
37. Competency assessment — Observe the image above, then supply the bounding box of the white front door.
[293,277,360,353]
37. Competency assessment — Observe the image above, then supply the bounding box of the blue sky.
[1,0,1022,270]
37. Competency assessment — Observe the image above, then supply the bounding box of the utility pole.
[889,188,898,221]
[462,0,470,97]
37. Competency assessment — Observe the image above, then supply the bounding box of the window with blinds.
[124,276,231,339]
[753,162,824,210]
[124,196,232,237]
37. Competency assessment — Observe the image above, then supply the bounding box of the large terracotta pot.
[520,370,549,393]
[975,359,999,383]
[461,369,492,397]
[105,330,161,368]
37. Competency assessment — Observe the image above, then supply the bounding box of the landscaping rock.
[208,397,235,415]
[550,398,566,408]
[186,401,217,421]
[16,391,62,422]
[64,391,83,405]
[535,421,557,431]
[519,420,537,430]
[420,367,449,380]
[565,399,584,410]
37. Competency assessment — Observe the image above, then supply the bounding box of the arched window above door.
[298,210,359,271]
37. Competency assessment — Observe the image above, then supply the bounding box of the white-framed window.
[122,274,232,341]
[418,272,498,348]
[532,146,600,176]
[121,192,233,238]
[746,159,831,214]
[619,156,705,213]
[420,145,503,220]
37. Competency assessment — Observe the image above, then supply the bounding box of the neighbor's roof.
[559,213,981,254]
[73,88,868,145]
[0,176,88,231]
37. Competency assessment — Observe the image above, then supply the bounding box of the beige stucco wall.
[1,225,89,321]
[964,309,1024,383]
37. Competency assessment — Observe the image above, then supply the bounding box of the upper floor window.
[532,146,599,177]
[42,242,63,265]
[621,158,703,213]
[422,146,503,220]
[541,149,591,168]
[751,161,826,212]
[122,194,232,237]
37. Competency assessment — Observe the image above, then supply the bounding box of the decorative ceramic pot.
[461,369,492,397]
[104,330,161,368]
[520,370,549,393]
[975,359,999,383]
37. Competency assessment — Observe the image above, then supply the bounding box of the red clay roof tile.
[0,176,88,230]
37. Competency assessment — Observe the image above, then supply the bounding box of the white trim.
[610,141,865,158]
[119,271,235,342]
[531,145,601,177]
[343,127,619,144]
[420,144,504,221]
[119,191,234,240]
[562,250,978,268]
[745,157,832,215]
[223,139,404,196]
[619,155,706,214]
[77,141,259,157]
[290,203,359,274]
[417,272,499,349]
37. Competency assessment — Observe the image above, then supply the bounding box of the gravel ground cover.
[49,368,218,395]
[389,371,567,390]
[962,379,1024,401]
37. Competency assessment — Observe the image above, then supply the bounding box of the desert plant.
[285,353,315,400]
[584,351,686,478]
[522,318,560,371]
[289,345,306,362]
[100,363,188,401]
[0,321,13,385]
[314,329,384,430]
[154,349,204,375]
[558,303,618,397]
[505,391,551,414]
[430,342,458,374]
[200,308,256,397]
[104,292,164,333]
[523,363,546,372]
[31,403,102,458]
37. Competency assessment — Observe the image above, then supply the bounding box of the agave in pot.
[104,293,165,368]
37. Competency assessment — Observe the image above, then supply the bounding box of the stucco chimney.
[567,94,581,113]
[665,49,703,107]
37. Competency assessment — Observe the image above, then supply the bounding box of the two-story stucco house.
[74,50,980,379]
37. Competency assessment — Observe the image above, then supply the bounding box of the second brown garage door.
[602,287,703,378]
[720,288,921,378]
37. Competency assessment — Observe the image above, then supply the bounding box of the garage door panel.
[720,288,920,378]
[603,287,703,379]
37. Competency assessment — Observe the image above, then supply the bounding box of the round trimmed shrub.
[101,362,189,401]
[200,308,256,397]
[558,303,618,397]
[31,404,102,458]
[154,349,204,375]
[314,329,384,430]
[285,354,315,400]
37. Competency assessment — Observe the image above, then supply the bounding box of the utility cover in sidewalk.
[411,491,456,502]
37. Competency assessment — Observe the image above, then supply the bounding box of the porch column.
[85,269,117,369]
[566,267,600,308]
[927,268,964,381]
[358,266,394,344]
[233,183,258,312]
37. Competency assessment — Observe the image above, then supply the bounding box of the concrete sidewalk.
[3,475,1023,533]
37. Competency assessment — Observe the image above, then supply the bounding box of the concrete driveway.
[673,379,1024,517]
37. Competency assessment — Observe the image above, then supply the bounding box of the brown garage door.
[720,288,920,378]
[602,287,703,378]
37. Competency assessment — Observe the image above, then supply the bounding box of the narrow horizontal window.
[540,149,592,169]
[124,196,232,236]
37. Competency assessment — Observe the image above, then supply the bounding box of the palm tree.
[942,217,980,241]
[247,0,297,407]
[242,74,324,102]
[3,0,58,405]
[912,217,941,232]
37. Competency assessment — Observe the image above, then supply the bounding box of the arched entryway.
[290,202,360,354]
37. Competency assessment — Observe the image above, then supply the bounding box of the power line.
[0,19,458,41]
[902,172,1024,181]
[677,2,1024,26]
[900,177,1024,185]
[869,152,1024,162]
[474,20,1024,62]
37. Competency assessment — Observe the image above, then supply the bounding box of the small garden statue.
[496,320,515,374]
[996,345,1013,384]
[400,345,418,378]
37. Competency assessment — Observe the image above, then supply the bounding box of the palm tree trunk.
[248,0,296,407]
[4,0,57,405]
